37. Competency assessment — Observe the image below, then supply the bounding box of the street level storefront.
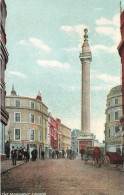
[0,0,9,160]
[9,141,44,159]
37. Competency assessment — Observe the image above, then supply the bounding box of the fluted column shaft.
[81,60,90,131]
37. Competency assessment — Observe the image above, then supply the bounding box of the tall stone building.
[117,2,124,151]
[5,89,48,158]
[105,85,123,153]
[0,0,9,160]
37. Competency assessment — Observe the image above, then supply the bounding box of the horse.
[92,146,101,167]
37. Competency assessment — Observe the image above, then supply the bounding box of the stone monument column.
[79,28,92,132]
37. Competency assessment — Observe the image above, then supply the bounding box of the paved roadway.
[1,157,124,195]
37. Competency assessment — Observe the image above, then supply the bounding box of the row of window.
[14,112,42,124]
[14,128,42,141]
[108,98,118,107]
[107,126,119,138]
[14,100,42,111]
[107,111,118,122]
[49,128,58,137]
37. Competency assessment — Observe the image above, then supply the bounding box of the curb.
[1,161,26,174]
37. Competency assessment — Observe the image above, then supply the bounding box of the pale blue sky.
[5,0,122,142]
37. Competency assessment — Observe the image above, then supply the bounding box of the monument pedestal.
[77,131,95,155]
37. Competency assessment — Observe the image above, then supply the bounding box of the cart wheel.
[92,158,96,166]
[103,156,110,166]
[84,155,87,164]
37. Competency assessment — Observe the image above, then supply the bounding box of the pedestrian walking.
[69,148,73,160]
[34,148,37,161]
[11,146,17,165]
[16,147,19,160]
[66,148,69,159]
[18,147,23,160]
[24,149,30,162]
[26,150,30,162]
[80,147,85,160]
[72,149,75,160]
[56,150,59,159]
[62,149,65,158]
[52,151,55,159]
[41,150,45,160]
[31,150,34,161]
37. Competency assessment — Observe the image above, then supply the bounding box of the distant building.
[105,85,123,153]
[71,129,80,154]
[94,139,105,147]
[48,114,59,151]
[0,0,9,160]
[5,88,48,158]
[57,119,71,152]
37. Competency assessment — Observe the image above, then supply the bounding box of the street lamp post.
[8,129,11,158]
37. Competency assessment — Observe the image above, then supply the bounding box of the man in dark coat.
[69,148,73,159]
[66,148,69,159]
[56,150,59,159]
[62,149,65,158]
[52,151,55,159]
[31,150,34,161]
[24,149,30,162]
[80,148,85,160]
[33,148,37,161]
[41,150,45,160]
[11,146,17,165]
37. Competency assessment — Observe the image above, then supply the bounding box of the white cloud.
[60,24,88,37]
[97,73,120,84]
[19,38,51,52]
[96,26,120,43]
[29,38,51,51]
[19,40,29,45]
[37,60,70,69]
[96,14,119,27]
[60,26,73,32]
[91,70,120,85]
[91,44,117,54]
[96,26,115,35]
[8,71,26,78]
[95,8,102,11]
[95,14,120,44]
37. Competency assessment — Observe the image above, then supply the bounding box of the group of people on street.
[11,146,78,165]
[51,150,60,159]
[66,147,76,160]
[49,148,76,160]
[11,146,30,165]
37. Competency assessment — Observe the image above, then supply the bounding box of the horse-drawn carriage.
[84,146,104,167]
[84,146,124,169]
[103,151,124,168]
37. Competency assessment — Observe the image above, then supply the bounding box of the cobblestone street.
[1,157,124,195]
